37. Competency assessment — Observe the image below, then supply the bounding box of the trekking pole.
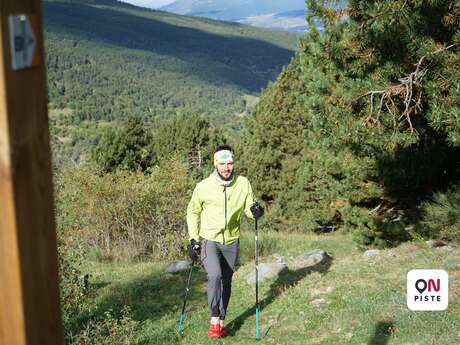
[255,217,260,340]
[177,259,195,335]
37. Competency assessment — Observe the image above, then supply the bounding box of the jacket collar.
[210,170,235,187]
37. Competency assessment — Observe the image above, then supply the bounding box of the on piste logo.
[407,269,448,311]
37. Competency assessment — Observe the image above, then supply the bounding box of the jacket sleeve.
[244,180,255,219]
[187,185,202,241]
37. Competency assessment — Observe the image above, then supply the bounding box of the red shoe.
[220,326,229,337]
[208,323,221,338]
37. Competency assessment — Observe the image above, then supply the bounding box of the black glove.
[250,202,264,220]
[188,239,201,262]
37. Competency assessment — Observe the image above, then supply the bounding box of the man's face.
[217,161,234,180]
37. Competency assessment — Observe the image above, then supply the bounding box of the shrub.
[57,234,88,336]
[56,156,194,261]
[419,184,460,243]
[342,205,410,248]
[69,307,140,345]
[56,183,142,344]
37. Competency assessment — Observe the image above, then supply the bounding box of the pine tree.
[92,116,154,172]
[242,0,460,243]
[150,114,226,175]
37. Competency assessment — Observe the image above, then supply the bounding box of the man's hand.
[250,202,264,220]
[188,239,201,262]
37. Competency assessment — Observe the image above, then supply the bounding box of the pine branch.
[358,44,458,133]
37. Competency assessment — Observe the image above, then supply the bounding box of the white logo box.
[407,269,448,311]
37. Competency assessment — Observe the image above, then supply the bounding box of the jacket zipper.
[223,186,227,244]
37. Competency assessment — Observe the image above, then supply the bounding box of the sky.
[120,0,176,9]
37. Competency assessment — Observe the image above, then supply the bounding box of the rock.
[426,239,447,248]
[311,298,326,307]
[310,288,322,297]
[273,253,287,264]
[164,260,192,273]
[246,262,287,285]
[363,249,380,258]
[293,249,331,269]
[438,245,455,252]
[387,251,396,258]
[325,286,335,294]
[275,257,287,264]
[311,286,334,297]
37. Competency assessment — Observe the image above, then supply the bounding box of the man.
[187,144,263,338]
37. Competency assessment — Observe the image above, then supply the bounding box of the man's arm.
[244,181,256,219]
[187,185,202,241]
[245,180,264,220]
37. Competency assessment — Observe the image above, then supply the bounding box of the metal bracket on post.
[8,14,40,71]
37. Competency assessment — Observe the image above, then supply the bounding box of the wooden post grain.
[0,0,63,344]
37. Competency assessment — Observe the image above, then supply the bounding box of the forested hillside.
[44,0,298,164]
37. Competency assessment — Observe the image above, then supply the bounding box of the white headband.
[214,150,233,166]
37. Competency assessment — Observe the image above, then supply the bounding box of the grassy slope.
[82,231,459,344]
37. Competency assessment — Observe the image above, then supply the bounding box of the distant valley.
[159,0,307,31]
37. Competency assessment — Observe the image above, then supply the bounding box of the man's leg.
[201,240,222,319]
[218,240,239,320]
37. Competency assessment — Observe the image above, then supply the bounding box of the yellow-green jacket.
[187,173,255,244]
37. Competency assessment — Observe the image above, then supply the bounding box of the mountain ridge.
[161,0,307,31]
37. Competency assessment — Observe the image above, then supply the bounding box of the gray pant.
[201,239,239,319]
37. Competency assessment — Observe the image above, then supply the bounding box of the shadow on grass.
[227,255,333,336]
[368,321,394,345]
[91,281,110,291]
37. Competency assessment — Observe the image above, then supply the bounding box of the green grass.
[78,232,460,344]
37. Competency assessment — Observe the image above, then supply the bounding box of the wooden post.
[0,0,63,344]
